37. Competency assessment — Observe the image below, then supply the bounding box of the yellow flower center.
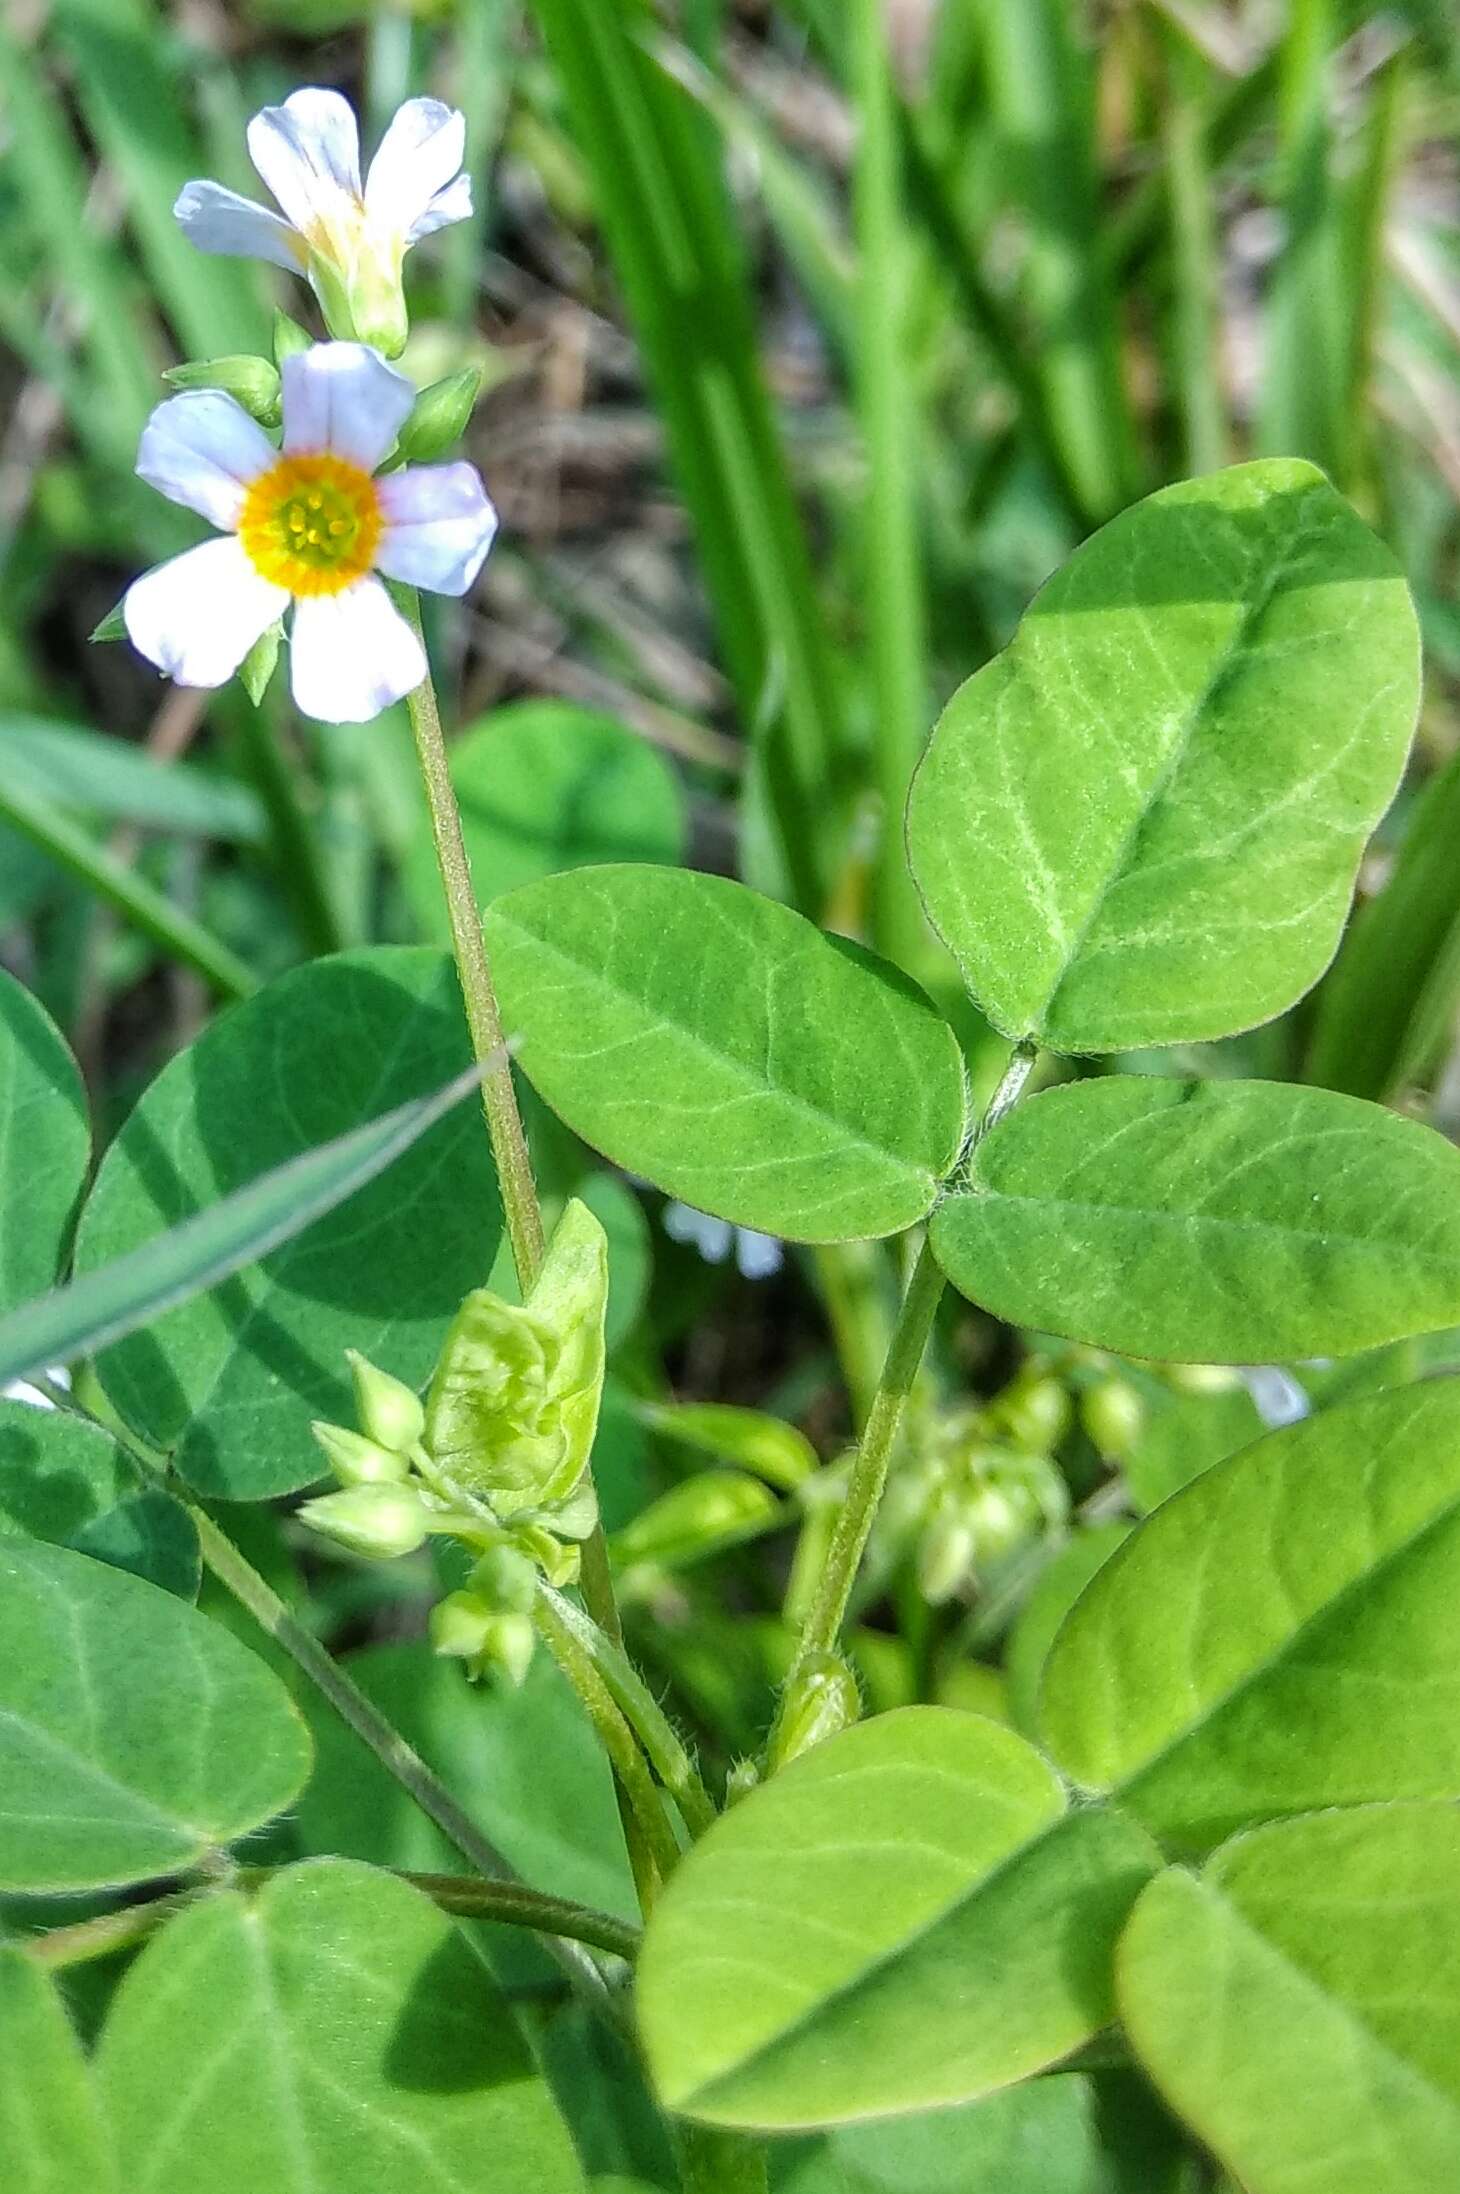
[238,452,383,597]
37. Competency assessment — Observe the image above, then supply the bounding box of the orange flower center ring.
[239,452,383,596]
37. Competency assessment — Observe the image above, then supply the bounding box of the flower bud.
[769,1651,860,1774]
[468,1541,538,1616]
[725,1757,761,1807]
[994,1374,1071,1455]
[1081,1376,1146,1461]
[310,1420,410,1486]
[1167,1361,1242,1396]
[430,1589,496,1662]
[346,1349,425,1455]
[396,369,483,463]
[478,1610,537,1688]
[163,354,281,427]
[917,1507,978,1605]
[297,1484,430,1559]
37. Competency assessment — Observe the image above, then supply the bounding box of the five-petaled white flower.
[175,89,470,355]
[123,341,497,725]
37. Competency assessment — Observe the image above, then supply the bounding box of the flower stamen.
[238,451,382,596]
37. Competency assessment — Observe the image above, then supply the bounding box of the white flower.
[662,1202,784,1281]
[175,89,471,355]
[123,342,497,726]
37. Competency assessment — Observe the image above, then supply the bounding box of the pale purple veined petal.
[373,463,497,595]
[124,539,288,690]
[364,98,467,241]
[280,342,415,470]
[663,1203,735,1265]
[407,172,473,246]
[288,577,426,724]
[247,87,363,234]
[734,1230,784,1282]
[135,391,277,530]
[172,180,305,273]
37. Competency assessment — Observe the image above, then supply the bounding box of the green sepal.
[397,368,483,462]
[238,621,283,707]
[89,598,127,644]
[426,1198,608,1520]
[162,354,281,427]
[272,310,312,366]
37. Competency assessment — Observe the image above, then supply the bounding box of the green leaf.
[1040,1382,1460,1851]
[932,1077,1460,1363]
[73,950,502,1500]
[97,1859,584,2194]
[636,1706,1158,2128]
[0,970,88,1314]
[0,1948,118,2193]
[1124,1382,1264,1511]
[776,2073,1183,2194]
[486,868,967,1241]
[609,1471,782,1572]
[403,702,685,938]
[2,1054,487,1403]
[0,1399,198,1596]
[906,460,1420,1052]
[640,1400,819,1490]
[0,1538,311,1892]
[1004,1524,1130,1736]
[1118,1805,1460,2193]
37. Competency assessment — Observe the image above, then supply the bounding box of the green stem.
[0,774,256,1001]
[533,1589,683,1894]
[399,591,544,1294]
[539,1584,716,1837]
[769,1235,945,1744]
[21,1867,639,1972]
[769,1045,1037,1758]
[226,693,348,957]
[188,1505,611,2005]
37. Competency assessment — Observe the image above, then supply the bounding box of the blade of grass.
[1342,47,1409,501]
[1259,0,1344,471]
[1307,745,1460,1102]
[527,0,847,915]
[1157,22,1229,475]
[978,0,1142,520]
[851,0,929,968]
[0,1063,485,1388]
[47,0,268,358]
[0,773,257,1001]
[1,715,267,844]
[444,0,521,327]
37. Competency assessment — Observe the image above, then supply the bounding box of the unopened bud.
[396,369,483,463]
[1167,1362,1242,1396]
[725,1758,761,1807]
[918,1507,977,1605]
[769,1651,860,1773]
[610,1471,779,1573]
[346,1349,425,1455]
[297,1484,430,1559]
[310,1420,410,1486]
[163,354,281,427]
[963,1479,1029,1567]
[1081,1376,1146,1461]
[430,1589,496,1662]
[995,1374,1071,1455]
[468,1542,538,1615]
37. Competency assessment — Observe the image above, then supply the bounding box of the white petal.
[289,578,426,724]
[248,87,362,234]
[365,99,466,241]
[136,391,277,529]
[124,538,287,690]
[407,172,473,246]
[280,342,416,470]
[173,179,304,273]
[374,463,497,595]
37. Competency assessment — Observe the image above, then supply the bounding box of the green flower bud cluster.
[898,1405,1069,1608]
[297,1201,610,1686]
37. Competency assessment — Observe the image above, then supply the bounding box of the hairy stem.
[539,1583,716,1837]
[533,1589,683,1895]
[189,1505,612,2005]
[21,1867,640,1972]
